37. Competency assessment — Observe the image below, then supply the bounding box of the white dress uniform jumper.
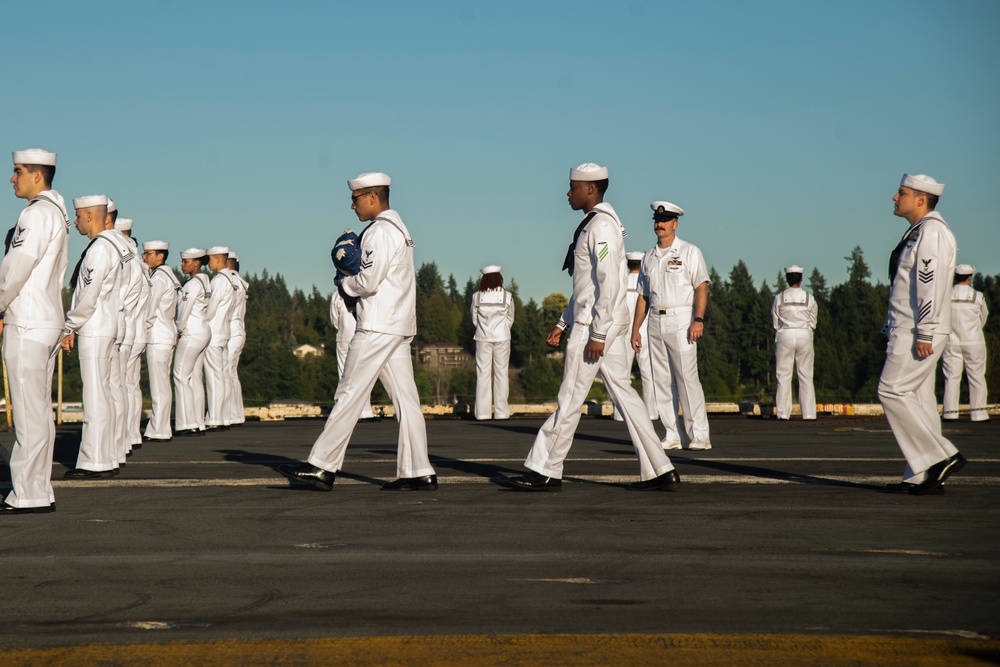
[329,289,376,420]
[144,264,181,439]
[307,210,434,480]
[614,270,656,421]
[472,288,514,420]
[203,269,237,427]
[0,189,69,508]
[122,235,151,449]
[103,229,144,462]
[525,202,675,482]
[878,210,959,482]
[174,272,212,432]
[771,286,818,419]
[64,230,125,472]
[226,270,249,425]
[941,282,989,421]
[638,237,712,448]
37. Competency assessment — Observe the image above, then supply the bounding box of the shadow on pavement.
[672,455,882,490]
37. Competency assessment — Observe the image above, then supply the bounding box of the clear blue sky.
[4,0,998,304]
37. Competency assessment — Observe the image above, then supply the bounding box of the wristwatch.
[692,317,705,323]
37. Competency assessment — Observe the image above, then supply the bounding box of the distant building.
[293,344,325,358]
[417,343,472,369]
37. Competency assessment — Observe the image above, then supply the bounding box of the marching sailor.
[879,174,965,494]
[507,163,679,491]
[771,264,818,420]
[279,171,437,491]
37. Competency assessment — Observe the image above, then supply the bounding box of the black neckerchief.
[888,219,925,284]
[5,194,67,255]
[69,237,104,289]
[562,211,598,276]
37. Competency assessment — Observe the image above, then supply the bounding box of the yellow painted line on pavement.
[0,633,997,666]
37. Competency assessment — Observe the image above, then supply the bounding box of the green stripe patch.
[598,245,609,262]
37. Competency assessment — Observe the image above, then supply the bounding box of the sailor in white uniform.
[507,163,678,492]
[0,149,68,513]
[142,240,180,441]
[114,217,151,452]
[771,265,818,420]
[632,201,712,450]
[329,288,376,420]
[98,204,144,463]
[941,264,989,422]
[879,174,965,495]
[614,251,656,421]
[203,246,236,428]
[279,172,436,491]
[225,251,248,425]
[473,264,514,420]
[173,248,212,436]
[60,195,123,478]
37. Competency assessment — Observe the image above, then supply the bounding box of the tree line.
[50,247,998,408]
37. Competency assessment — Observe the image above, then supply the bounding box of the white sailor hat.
[115,218,133,231]
[901,173,944,196]
[348,172,391,190]
[12,149,57,166]
[626,251,645,261]
[73,194,108,209]
[480,265,502,274]
[228,251,239,261]
[107,198,117,214]
[206,245,230,256]
[181,247,207,259]
[143,240,169,251]
[569,163,609,181]
[955,264,975,275]
[650,201,684,217]
[784,265,804,274]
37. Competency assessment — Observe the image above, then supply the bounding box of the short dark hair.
[25,164,56,186]
[158,250,170,263]
[358,185,390,205]
[108,209,119,223]
[914,190,939,211]
[593,179,609,196]
[627,259,642,271]
[785,272,803,286]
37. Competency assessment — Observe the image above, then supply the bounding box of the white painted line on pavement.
[35,474,998,489]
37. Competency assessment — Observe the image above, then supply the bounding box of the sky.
[4,0,998,304]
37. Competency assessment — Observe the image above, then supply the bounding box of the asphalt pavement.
[1,414,998,664]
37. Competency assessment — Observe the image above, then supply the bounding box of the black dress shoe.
[381,475,438,491]
[143,436,172,443]
[277,463,335,491]
[132,443,142,450]
[64,468,115,479]
[0,502,56,514]
[506,471,562,492]
[626,469,681,491]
